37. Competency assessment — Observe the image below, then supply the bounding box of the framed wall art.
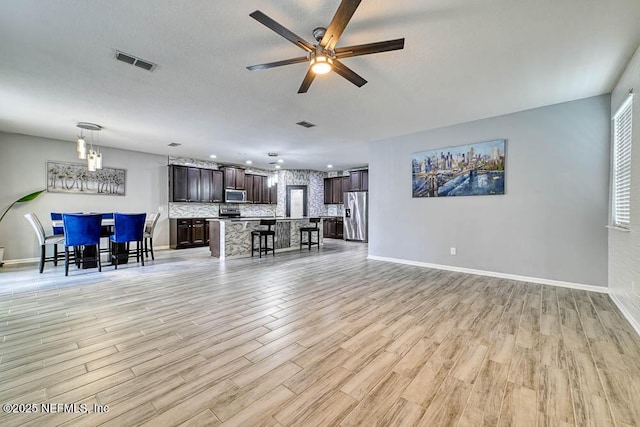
[412,139,506,197]
[47,161,126,196]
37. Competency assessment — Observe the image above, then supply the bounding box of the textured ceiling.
[1,0,640,171]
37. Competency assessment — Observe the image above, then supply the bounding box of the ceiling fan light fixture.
[310,55,333,75]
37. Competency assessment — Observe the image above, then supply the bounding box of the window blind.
[612,94,633,228]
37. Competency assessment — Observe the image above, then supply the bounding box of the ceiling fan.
[246,0,405,93]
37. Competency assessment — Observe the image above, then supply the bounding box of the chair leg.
[39,244,45,273]
[272,235,275,256]
[114,244,118,270]
[53,244,58,266]
[97,244,101,272]
[65,247,70,276]
[259,234,262,258]
[140,241,144,266]
[150,238,155,260]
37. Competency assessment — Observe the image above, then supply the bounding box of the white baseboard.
[3,245,173,266]
[608,292,640,337]
[2,256,40,266]
[367,255,608,294]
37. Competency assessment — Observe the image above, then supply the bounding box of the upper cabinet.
[170,165,200,202]
[245,174,277,204]
[221,166,245,190]
[348,170,369,192]
[171,165,189,202]
[324,177,345,204]
[323,169,368,204]
[170,165,223,203]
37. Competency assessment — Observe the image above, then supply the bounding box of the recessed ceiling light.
[210,154,217,159]
[275,165,281,169]
[327,164,333,168]
[277,159,284,163]
[167,142,181,147]
[246,160,252,164]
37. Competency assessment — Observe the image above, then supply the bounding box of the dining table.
[51,216,129,267]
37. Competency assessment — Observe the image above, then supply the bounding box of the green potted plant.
[0,189,45,267]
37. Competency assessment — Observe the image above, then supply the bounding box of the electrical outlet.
[450,247,456,255]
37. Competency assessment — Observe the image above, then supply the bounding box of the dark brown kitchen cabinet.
[245,174,269,203]
[253,175,263,203]
[322,217,344,239]
[187,168,200,201]
[324,178,333,204]
[170,165,201,202]
[200,169,213,203]
[324,177,346,204]
[245,174,254,202]
[191,218,206,245]
[170,218,210,249]
[222,167,245,190]
[200,169,223,203]
[171,166,223,203]
[211,170,223,202]
[332,177,343,204]
[343,176,350,194]
[348,170,369,192]
[170,165,189,202]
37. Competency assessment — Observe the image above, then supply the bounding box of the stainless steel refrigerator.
[344,191,368,242]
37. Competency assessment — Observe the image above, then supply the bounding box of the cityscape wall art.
[47,161,126,196]
[412,139,506,198]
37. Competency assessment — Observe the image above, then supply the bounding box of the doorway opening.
[286,185,308,217]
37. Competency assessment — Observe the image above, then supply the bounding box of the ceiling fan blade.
[297,68,316,94]
[335,38,405,59]
[332,59,367,87]
[250,11,314,52]
[320,0,362,50]
[247,56,309,71]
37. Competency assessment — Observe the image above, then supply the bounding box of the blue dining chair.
[110,213,146,269]
[62,213,102,276]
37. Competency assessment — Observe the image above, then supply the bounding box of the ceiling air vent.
[296,121,316,128]
[167,142,181,147]
[115,50,157,72]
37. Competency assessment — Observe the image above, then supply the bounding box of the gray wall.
[609,43,640,328]
[0,132,169,262]
[369,95,610,287]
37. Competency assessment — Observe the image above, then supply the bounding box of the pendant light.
[76,122,103,171]
[77,131,86,159]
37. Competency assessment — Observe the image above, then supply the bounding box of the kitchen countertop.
[208,217,317,222]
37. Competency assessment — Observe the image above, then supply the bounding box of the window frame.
[611,93,633,229]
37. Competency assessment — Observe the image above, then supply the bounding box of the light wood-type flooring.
[1,240,639,426]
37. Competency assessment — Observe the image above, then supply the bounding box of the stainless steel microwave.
[225,189,247,203]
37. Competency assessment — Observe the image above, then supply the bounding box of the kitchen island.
[207,217,323,259]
